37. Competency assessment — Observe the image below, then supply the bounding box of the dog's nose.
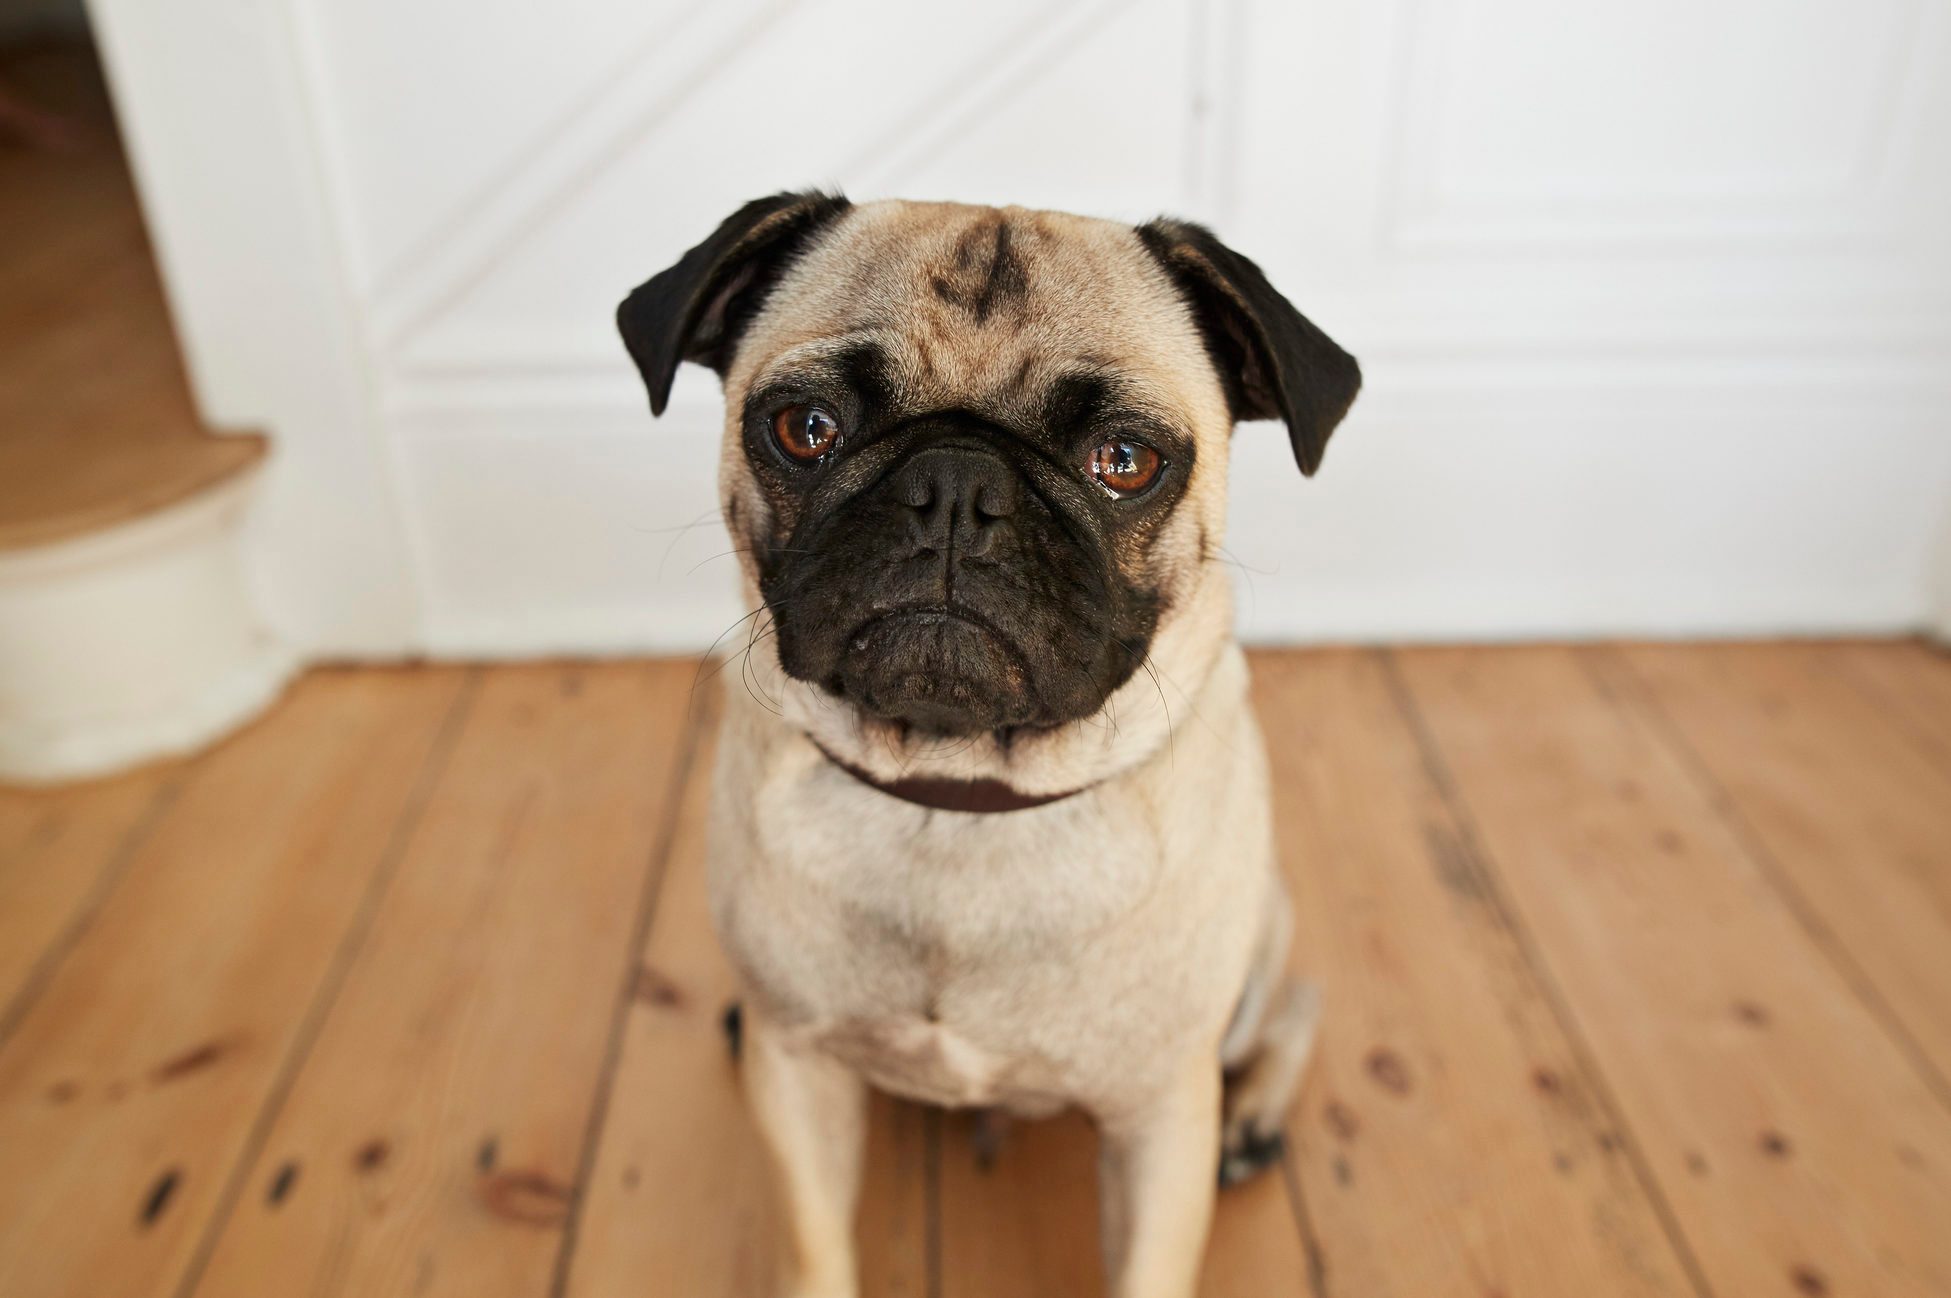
[894,445,1019,556]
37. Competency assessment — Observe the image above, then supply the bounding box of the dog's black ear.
[1136,218,1360,476]
[617,190,852,416]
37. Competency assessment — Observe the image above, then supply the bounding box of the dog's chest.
[761,870,1113,1111]
[717,767,1181,1109]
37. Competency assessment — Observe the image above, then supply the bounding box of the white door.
[91,0,1951,654]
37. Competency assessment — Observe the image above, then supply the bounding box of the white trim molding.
[1930,498,1951,644]
[88,0,424,656]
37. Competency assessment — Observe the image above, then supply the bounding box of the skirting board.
[384,372,1951,658]
[0,472,296,785]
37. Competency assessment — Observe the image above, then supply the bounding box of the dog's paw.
[1218,1119,1287,1188]
[969,1108,1010,1172]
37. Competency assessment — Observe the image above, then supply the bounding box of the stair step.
[0,37,266,555]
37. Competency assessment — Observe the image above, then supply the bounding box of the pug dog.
[618,193,1359,1298]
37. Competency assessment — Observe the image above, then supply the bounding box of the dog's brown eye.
[1087,439,1163,497]
[773,405,840,461]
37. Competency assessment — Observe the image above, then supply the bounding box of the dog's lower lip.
[851,605,1007,647]
[835,604,1042,732]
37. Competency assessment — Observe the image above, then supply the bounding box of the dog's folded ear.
[1136,219,1360,477]
[618,191,852,416]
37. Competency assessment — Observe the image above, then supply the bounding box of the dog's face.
[620,195,1358,753]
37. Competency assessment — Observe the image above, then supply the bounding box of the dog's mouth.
[827,605,1043,736]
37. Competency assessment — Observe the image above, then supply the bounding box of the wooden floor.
[3,642,1950,1298]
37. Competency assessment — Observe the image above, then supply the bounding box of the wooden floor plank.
[1396,646,1951,1298]
[1618,642,1951,1093]
[12,642,1951,1297]
[0,667,470,1298]
[1258,650,1698,1298]
[186,663,696,1298]
[938,1109,1108,1297]
[935,1103,1316,1298]
[1834,640,1951,773]
[0,765,179,1030]
[559,697,932,1298]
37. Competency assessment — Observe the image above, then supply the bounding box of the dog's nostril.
[901,472,935,511]
[973,480,1017,521]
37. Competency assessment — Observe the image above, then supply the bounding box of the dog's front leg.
[743,1005,867,1298]
[1095,1060,1223,1298]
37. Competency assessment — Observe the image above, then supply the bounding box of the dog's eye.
[772,405,841,462]
[1087,438,1164,497]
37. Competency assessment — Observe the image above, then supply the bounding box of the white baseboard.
[386,372,1951,657]
[0,642,296,785]
[0,472,296,785]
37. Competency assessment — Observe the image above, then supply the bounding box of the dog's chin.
[829,608,1042,738]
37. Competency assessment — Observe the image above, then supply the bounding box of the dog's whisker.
[1214,544,1276,578]
[691,606,768,699]
[1136,650,1235,751]
[686,545,824,576]
[693,597,802,701]
[735,607,788,717]
[1143,655,1174,771]
[651,508,727,580]
[1106,637,1175,771]
[635,509,722,537]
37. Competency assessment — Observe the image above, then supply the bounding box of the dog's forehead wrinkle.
[755,331,886,382]
[924,213,1033,325]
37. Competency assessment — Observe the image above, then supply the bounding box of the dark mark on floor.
[150,1037,234,1084]
[267,1161,299,1206]
[633,964,683,1008]
[1733,1000,1771,1027]
[140,1168,181,1226]
[1365,1047,1412,1096]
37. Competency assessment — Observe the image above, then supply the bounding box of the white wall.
[91,0,1951,656]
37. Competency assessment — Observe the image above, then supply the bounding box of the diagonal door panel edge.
[369,0,1137,364]
[834,0,1136,195]
[366,0,796,351]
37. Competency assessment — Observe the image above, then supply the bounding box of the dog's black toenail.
[1218,1127,1287,1188]
[1242,1126,1287,1162]
[721,1001,743,1061]
[971,1111,1006,1172]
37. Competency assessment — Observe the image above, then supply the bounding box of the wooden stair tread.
[0,39,265,554]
